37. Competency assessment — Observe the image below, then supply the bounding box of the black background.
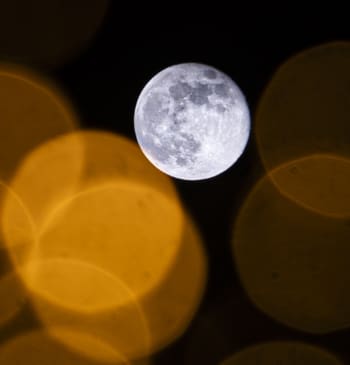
[48,5,350,365]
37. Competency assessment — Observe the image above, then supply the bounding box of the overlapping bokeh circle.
[232,41,350,334]
[0,64,207,363]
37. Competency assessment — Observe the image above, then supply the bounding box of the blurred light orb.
[232,163,350,333]
[134,63,250,180]
[0,0,110,68]
[220,341,342,365]
[0,64,78,183]
[255,41,350,170]
[0,329,129,365]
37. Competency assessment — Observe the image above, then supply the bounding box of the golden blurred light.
[20,185,205,357]
[22,258,150,362]
[4,130,178,228]
[22,258,144,314]
[23,213,206,359]
[0,64,78,183]
[140,215,207,353]
[255,42,350,214]
[47,329,152,365]
[74,130,179,198]
[0,330,129,365]
[2,131,177,267]
[0,183,35,327]
[0,0,109,68]
[36,182,183,300]
[232,163,350,333]
[2,132,84,238]
[220,342,342,365]
[0,133,84,272]
[19,180,185,359]
[1,129,202,358]
[0,182,35,260]
[269,154,350,218]
[46,328,130,364]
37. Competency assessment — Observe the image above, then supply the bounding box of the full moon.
[134,63,250,180]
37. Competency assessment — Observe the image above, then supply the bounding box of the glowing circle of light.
[2,130,181,271]
[0,329,130,365]
[0,182,35,262]
[21,257,151,362]
[35,182,184,301]
[2,132,84,236]
[140,214,207,353]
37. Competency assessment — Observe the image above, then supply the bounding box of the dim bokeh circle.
[134,63,250,180]
[265,154,350,218]
[255,42,350,216]
[0,64,78,183]
[0,0,109,68]
[232,162,350,333]
[220,342,342,365]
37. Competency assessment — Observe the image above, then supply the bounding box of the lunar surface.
[134,63,250,180]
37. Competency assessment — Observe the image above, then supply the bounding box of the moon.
[134,63,250,180]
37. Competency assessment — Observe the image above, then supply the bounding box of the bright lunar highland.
[134,63,250,180]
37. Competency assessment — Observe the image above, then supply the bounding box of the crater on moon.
[134,63,250,180]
